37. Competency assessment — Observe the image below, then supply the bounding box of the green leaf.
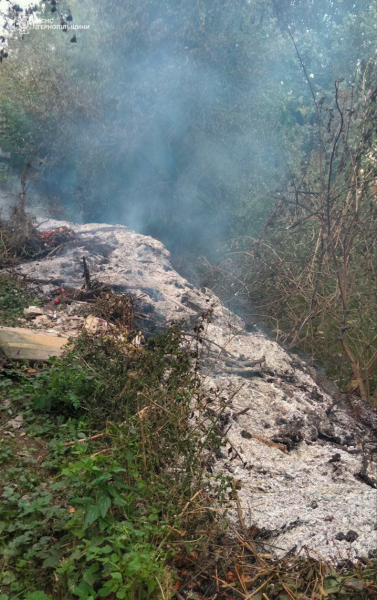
[107,486,126,506]
[146,578,157,593]
[342,578,364,592]
[125,450,133,464]
[98,545,113,554]
[83,563,100,586]
[72,580,96,599]
[24,593,51,600]
[42,551,63,568]
[69,496,93,505]
[97,491,112,518]
[84,505,101,529]
[98,589,113,598]
[98,516,112,531]
[323,577,341,595]
[1,572,16,585]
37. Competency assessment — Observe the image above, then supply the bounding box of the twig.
[170,587,186,600]
[235,564,248,595]
[235,490,248,537]
[90,448,112,458]
[136,405,151,420]
[178,490,202,517]
[63,432,104,447]
[233,406,251,419]
[214,424,246,465]
[252,433,288,454]
[244,575,274,599]
[223,355,266,369]
[212,577,246,598]
[288,31,324,177]
[228,382,246,402]
[156,579,166,600]
[138,397,147,469]
[46,243,63,259]
[279,580,296,600]
[82,256,92,290]
[183,332,236,357]
[165,525,186,537]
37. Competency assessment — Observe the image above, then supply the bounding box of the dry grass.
[172,531,377,599]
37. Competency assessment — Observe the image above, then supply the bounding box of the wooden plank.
[0,326,69,360]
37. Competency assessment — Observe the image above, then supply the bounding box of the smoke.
[1,0,373,266]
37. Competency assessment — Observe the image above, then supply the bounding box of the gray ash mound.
[7,220,376,560]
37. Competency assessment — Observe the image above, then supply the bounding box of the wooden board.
[0,326,69,361]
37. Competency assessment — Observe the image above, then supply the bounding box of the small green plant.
[0,440,12,466]
[28,356,96,414]
[0,276,42,326]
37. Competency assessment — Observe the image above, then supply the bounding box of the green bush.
[0,276,42,326]
[0,327,228,599]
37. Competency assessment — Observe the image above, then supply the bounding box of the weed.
[0,326,229,599]
[0,276,41,326]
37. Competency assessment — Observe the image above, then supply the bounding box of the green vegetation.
[0,323,376,598]
[0,277,41,326]
[2,1,376,252]
[0,318,231,599]
[213,66,377,404]
[0,0,377,590]
[1,0,376,395]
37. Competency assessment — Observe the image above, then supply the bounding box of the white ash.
[6,220,376,560]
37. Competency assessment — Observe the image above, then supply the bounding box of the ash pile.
[3,220,376,560]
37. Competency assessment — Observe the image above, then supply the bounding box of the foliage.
[0,1,376,593]
[0,274,41,325]
[211,70,377,403]
[0,444,169,599]
[1,0,377,389]
[2,1,377,259]
[0,325,230,599]
[0,279,375,599]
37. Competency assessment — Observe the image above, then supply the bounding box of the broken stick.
[82,256,92,290]
[63,432,104,447]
